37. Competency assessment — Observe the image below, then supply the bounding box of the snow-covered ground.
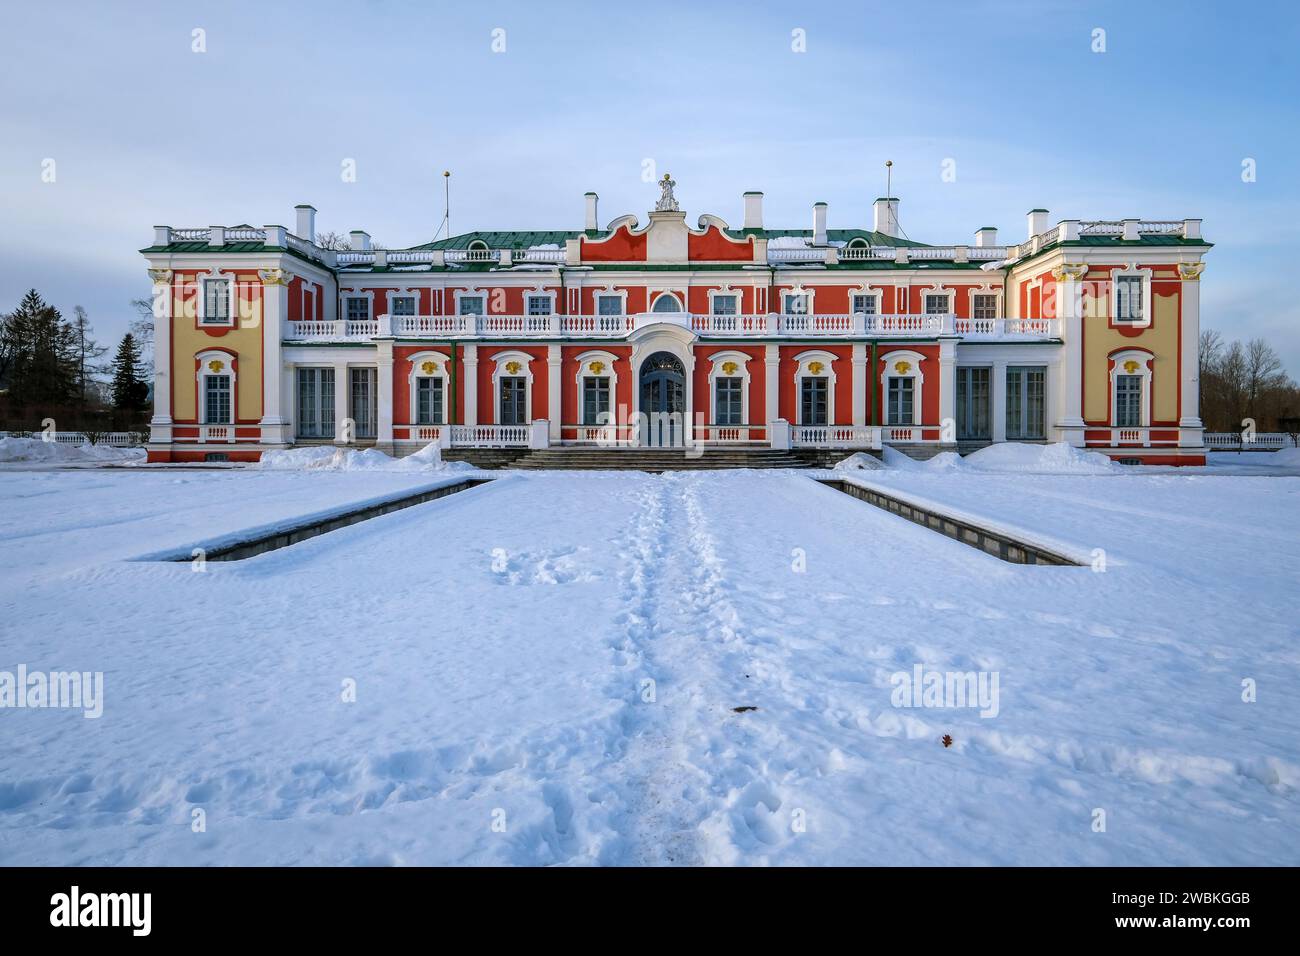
[0,454,1296,865]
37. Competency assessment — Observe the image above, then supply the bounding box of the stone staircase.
[507,447,819,471]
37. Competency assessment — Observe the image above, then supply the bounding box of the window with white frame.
[924,293,950,315]
[526,295,553,316]
[204,374,232,424]
[596,294,623,316]
[851,293,879,315]
[296,367,334,438]
[887,377,914,425]
[416,376,444,425]
[783,293,809,314]
[582,377,610,425]
[800,378,828,425]
[715,377,743,425]
[350,368,377,438]
[345,297,370,322]
[1006,366,1046,439]
[1115,276,1144,322]
[458,294,485,316]
[390,294,416,317]
[972,294,998,320]
[1115,375,1143,427]
[202,279,232,325]
[711,294,738,316]
[651,293,683,313]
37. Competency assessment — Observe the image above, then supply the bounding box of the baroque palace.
[140,175,1210,464]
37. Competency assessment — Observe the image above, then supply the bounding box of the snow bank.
[0,436,144,464]
[960,441,1120,475]
[1268,446,1300,467]
[832,452,884,471]
[257,442,470,473]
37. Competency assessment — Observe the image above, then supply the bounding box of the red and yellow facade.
[139,187,1211,464]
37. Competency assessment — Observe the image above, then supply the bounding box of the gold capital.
[1177,262,1205,281]
[147,268,173,285]
[258,268,292,287]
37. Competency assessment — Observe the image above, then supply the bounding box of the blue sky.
[2,0,1297,372]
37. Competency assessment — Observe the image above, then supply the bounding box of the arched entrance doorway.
[639,351,686,447]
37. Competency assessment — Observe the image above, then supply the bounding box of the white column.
[1178,263,1205,444]
[937,337,957,445]
[462,344,478,427]
[258,270,292,446]
[547,344,562,441]
[376,338,394,452]
[991,358,1008,443]
[851,343,867,427]
[147,269,173,444]
[333,361,350,444]
[1055,269,1086,446]
[764,343,780,432]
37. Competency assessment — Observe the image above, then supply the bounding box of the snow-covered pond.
[1,460,1296,865]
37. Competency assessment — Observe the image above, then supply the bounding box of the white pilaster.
[1178,263,1206,444]
[991,358,1008,443]
[333,360,350,444]
[938,338,957,446]
[147,269,174,445]
[764,343,780,428]
[1054,267,1087,446]
[462,344,478,427]
[258,269,292,446]
[376,338,394,452]
[547,344,562,441]
[851,343,867,427]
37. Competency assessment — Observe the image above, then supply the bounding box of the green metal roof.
[409,230,597,251]
[727,228,924,247]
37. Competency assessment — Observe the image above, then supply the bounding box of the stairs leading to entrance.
[508,447,817,471]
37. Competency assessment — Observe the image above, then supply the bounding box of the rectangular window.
[972,294,998,320]
[783,293,808,315]
[204,374,231,423]
[1006,366,1046,439]
[349,367,377,438]
[582,377,610,425]
[1115,374,1143,428]
[203,280,231,325]
[715,378,743,425]
[416,377,444,425]
[390,295,416,316]
[458,295,486,316]
[526,295,552,316]
[1115,276,1144,322]
[297,367,335,439]
[924,294,949,315]
[345,297,370,322]
[800,377,828,426]
[711,295,738,316]
[887,377,914,425]
[852,294,878,315]
[955,367,991,440]
[499,376,527,426]
[596,295,623,316]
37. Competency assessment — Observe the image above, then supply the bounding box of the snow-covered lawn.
[0,458,1296,865]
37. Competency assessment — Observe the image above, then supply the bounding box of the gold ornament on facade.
[894,361,911,375]
[1052,263,1089,282]
[258,268,291,286]
[1123,360,1140,374]
[208,360,224,373]
[147,268,173,285]
[722,361,738,375]
[505,361,522,375]
[808,361,824,375]
[421,360,437,375]
[589,361,604,375]
[1177,262,1205,281]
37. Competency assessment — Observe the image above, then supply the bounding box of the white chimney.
[975,226,998,248]
[349,230,371,251]
[295,204,316,243]
[873,197,900,238]
[743,191,764,230]
[1027,208,1050,239]
[812,202,828,246]
[584,192,599,231]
